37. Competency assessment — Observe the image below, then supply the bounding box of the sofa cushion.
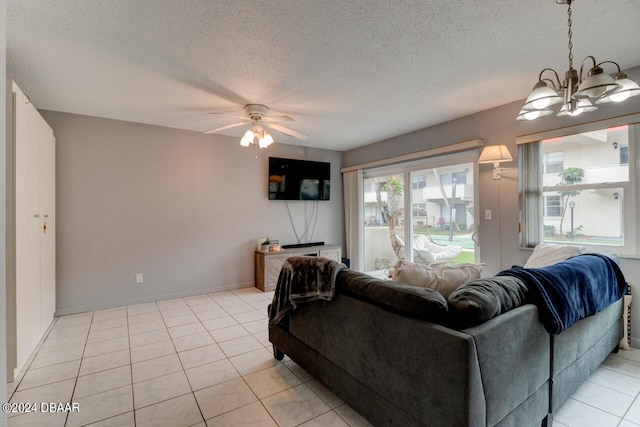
[524,242,584,268]
[337,269,448,323]
[391,260,484,298]
[447,276,529,328]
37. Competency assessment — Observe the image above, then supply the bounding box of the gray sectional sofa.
[268,268,624,427]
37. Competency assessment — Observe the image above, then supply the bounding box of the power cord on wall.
[286,199,320,244]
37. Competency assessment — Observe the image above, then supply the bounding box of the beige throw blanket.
[268,256,346,327]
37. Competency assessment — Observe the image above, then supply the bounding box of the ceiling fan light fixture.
[240,129,254,147]
[259,132,274,148]
[204,104,308,147]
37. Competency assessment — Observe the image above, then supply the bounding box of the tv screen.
[268,157,330,200]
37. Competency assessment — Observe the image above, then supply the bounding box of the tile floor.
[5,287,640,427]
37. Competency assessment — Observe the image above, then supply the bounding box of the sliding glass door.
[362,155,477,275]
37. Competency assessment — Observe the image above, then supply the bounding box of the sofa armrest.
[464,304,549,426]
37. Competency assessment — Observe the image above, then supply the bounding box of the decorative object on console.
[517,0,639,121]
[478,144,513,180]
[260,238,271,251]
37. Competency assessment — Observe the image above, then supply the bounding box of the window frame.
[517,114,640,257]
[362,151,480,266]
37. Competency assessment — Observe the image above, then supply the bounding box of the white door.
[14,86,42,371]
[38,115,56,331]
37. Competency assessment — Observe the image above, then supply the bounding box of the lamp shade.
[478,145,513,167]
[596,73,640,104]
[240,129,254,147]
[574,66,620,99]
[516,108,554,121]
[556,98,597,117]
[522,81,562,110]
[258,132,274,148]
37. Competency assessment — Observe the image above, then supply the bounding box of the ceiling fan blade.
[208,112,248,120]
[267,123,308,140]
[262,115,294,122]
[204,122,247,134]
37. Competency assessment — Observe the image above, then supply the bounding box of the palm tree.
[557,167,584,237]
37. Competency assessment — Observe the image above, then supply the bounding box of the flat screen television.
[268,157,330,200]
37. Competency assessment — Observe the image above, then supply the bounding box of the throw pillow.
[391,260,484,298]
[524,243,584,268]
[447,276,529,329]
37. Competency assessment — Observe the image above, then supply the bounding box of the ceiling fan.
[204,104,308,148]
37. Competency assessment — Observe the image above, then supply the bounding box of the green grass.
[453,250,476,264]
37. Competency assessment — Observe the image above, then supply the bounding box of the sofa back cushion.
[391,260,484,298]
[337,269,448,323]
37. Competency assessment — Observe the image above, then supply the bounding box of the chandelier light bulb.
[524,110,542,120]
[610,91,630,103]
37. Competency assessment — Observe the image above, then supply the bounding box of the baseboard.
[54,281,256,316]
[630,336,640,349]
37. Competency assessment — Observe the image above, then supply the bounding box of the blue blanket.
[498,253,627,334]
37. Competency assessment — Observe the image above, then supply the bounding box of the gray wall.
[343,65,640,347]
[41,111,343,314]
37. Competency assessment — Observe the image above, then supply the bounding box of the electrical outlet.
[135,273,143,284]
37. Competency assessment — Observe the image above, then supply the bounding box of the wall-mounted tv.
[268,157,330,200]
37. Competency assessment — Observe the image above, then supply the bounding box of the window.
[440,171,467,185]
[361,154,478,273]
[412,175,426,189]
[519,119,639,255]
[544,151,564,174]
[544,196,562,217]
[620,145,629,165]
[413,203,427,216]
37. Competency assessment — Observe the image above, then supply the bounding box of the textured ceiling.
[7,0,640,151]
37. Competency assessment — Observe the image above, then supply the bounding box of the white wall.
[1,0,8,416]
[41,111,344,314]
[342,65,640,347]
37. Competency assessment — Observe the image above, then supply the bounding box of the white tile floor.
[5,287,640,427]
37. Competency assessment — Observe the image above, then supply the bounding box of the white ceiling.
[7,0,640,151]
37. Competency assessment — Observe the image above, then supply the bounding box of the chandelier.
[517,0,640,121]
